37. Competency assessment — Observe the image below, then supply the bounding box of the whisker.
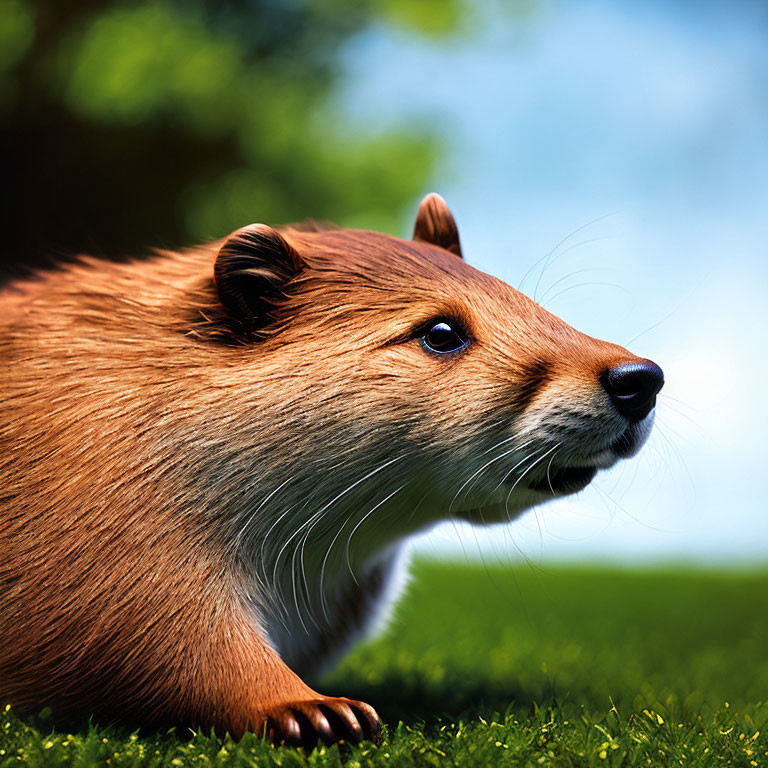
[533,214,612,301]
[504,444,558,515]
[541,281,628,308]
[449,438,535,513]
[545,447,560,494]
[654,415,696,448]
[652,421,697,500]
[494,444,549,492]
[543,234,612,264]
[657,396,704,431]
[537,267,604,307]
[269,455,406,591]
[319,480,407,616]
[591,482,672,533]
[518,212,617,297]
[406,488,431,525]
[623,305,683,347]
[291,529,313,635]
[240,475,294,552]
[480,432,529,456]
[659,393,696,411]
[344,485,406,587]
[533,224,617,302]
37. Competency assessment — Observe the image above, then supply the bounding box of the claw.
[269,711,302,746]
[350,700,382,742]
[322,700,363,741]
[308,709,334,743]
[258,697,382,748]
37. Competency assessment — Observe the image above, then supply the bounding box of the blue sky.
[338,1,768,563]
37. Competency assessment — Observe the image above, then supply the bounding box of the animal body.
[0,194,663,745]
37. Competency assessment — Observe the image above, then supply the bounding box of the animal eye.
[419,320,470,355]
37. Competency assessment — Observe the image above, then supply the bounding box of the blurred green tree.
[0,0,465,272]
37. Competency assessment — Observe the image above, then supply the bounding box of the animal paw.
[261,697,382,747]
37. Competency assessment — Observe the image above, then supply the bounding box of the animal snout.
[600,360,664,422]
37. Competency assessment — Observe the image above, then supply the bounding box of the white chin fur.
[618,409,655,458]
[634,408,655,445]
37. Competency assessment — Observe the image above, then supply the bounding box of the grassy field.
[2,560,767,767]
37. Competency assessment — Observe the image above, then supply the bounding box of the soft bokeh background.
[2,0,766,565]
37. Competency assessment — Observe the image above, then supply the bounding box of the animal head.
[209,194,662,552]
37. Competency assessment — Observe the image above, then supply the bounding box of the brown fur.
[0,194,656,743]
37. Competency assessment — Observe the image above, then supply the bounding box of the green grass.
[2,561,768,767]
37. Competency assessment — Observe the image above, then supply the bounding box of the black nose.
[601,361,664,422]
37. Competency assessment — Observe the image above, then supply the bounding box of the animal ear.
[413,192,463,259]
[214,224,304,331]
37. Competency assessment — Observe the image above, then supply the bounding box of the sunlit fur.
[0,199,656,739]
